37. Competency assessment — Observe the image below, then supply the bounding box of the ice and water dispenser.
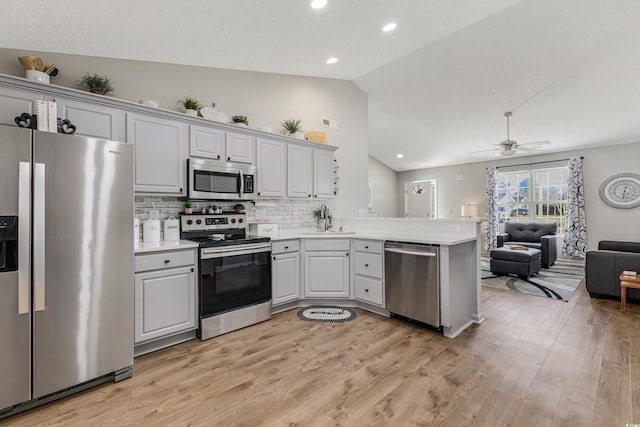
[0,216,18,272]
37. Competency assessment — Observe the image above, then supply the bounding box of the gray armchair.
[497,221,559,268]
[585,241,640,301]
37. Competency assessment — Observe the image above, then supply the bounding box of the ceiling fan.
[468,112,550,157]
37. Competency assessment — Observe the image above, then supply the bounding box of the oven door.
[200,243,271,317]
[188,158,256,200]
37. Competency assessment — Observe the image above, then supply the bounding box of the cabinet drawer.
[135,250,196,273]
[272,239,300,254]
[304,239,350,251]
[354,276,383,306]
[354,252,383,279]
[353,239,383,254]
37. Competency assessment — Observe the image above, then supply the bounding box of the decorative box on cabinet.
[272,240,301,305]
[134,249,197,350]
[352,239,384,306]
[127,113,187,194]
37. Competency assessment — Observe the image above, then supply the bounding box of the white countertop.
[134,240,200,254]
[268,231,477,246]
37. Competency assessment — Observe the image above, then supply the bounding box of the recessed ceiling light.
[382,22,397,32]
[311,0,327,9]
[397,153,404,158]
[326,57,338,64]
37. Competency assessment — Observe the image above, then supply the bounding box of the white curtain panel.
[484,166,499,250]
[563,157,587,258]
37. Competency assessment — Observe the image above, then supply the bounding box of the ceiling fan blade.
[517,146,544,153]
[518,140,550,147]
[466,147,500,154]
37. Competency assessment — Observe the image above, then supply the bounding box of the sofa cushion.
[598,240,640,253]
[504,222,557,243]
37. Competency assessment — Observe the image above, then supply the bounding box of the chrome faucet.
[319,204,329,231]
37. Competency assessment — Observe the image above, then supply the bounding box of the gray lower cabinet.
[352,239,384,306]
[272,240,301,305]
[128,113,187,194]
[57,98,126,141]
[134,249,197,345]
[303,239,350,298]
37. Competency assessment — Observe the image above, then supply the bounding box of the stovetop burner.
[179,213,270,248]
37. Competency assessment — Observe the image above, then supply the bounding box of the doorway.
[404,179,437,218]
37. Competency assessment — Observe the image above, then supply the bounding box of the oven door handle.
[201,243,271,259]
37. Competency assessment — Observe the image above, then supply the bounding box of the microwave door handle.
[239,170,244,197]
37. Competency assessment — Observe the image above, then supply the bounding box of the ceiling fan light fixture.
[500,149,516,156]
[311,0,327,9]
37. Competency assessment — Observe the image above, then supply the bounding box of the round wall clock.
[598,172,640,209]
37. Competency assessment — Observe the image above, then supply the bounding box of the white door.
[405,180,435,218]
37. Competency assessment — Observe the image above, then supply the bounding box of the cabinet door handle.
[364,264,369,267]
[364,246,369,249]
[365,289,369,292]
[314,195,317,198]
[273,256,276,261]
[258,192,261,196]
[217,155,221,160]
[227,156,231,161]
[284,246,289,249]
[164,260,170,264]
[191,268,194,273]
[179,187,183,192]
[346,253,349,257]
[308,194,311,198]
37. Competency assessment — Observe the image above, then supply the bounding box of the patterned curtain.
[563,157,587,258]
[484,166,499,250]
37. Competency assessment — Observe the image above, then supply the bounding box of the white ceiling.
[2,0,640,171]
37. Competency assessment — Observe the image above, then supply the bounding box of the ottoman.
[490,246,542,279]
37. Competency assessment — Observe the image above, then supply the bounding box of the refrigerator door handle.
[34,162,46,312]
[18,162,30,315]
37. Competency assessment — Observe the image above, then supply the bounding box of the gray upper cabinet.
[57,98,126,142]
[127,113,187,194]
[256,138,286,198]
[190,125,225,160]
[287,144,313,198]
[0,87,38,126]
[226,131,255,164]
[314,148,334,199]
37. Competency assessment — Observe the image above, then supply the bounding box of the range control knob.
[231,218,236,224]
[186,219,193,225]
[196,219,202,225]
[238,218,244,223]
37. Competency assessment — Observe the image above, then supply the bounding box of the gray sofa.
[497,222,559,268]
[585,241,640,301]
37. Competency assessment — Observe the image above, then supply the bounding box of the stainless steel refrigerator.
[0,125,134,417]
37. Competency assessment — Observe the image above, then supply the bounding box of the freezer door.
[0,125,31,409]
[32,131,134,398]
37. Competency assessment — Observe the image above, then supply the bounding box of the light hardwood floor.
[3,281,639,427]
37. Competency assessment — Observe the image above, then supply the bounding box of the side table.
[620,273,640,313]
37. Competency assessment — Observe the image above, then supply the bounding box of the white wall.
[0,48,370,217]
[367,156,398,217]
[397,142,640,250]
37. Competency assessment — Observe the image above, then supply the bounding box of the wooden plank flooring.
[3,281,640,426]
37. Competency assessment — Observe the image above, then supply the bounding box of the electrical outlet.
[255,209,266,219]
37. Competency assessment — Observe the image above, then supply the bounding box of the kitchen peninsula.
[271,217,483,338]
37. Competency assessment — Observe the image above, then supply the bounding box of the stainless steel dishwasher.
[384,242,440,328]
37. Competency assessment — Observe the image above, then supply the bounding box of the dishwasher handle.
[384,247,437,257]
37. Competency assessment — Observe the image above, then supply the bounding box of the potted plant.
[231,115,249,127]
[234,203,245,213]
[184,201,193,214]
[76,73,114,95]
[281,118,304,139]
[177,97,203,117]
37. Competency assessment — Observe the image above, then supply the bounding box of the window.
[497,166,568,232]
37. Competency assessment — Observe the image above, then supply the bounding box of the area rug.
[297,305,357,322]
[481,258,584,301]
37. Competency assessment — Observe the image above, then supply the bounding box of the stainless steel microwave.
[187,158,256,200]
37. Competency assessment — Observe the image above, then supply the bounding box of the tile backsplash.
[135,196,333,239]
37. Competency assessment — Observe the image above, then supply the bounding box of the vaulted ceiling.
[2,0,640,171]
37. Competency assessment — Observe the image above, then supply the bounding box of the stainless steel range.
[180,213,272,340]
